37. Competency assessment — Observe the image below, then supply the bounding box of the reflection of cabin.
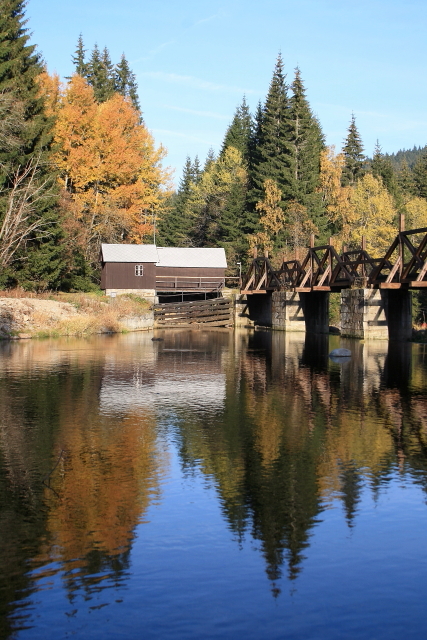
[100,244,227,299]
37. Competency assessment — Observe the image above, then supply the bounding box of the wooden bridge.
[242,220,427,294]
[239,217,426,341]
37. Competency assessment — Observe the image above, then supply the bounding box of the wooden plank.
[156,315,232,325]
[154,302,231,315]
[155,309,231,320]
[295,287,311,292]
[379,283,402,289]
[154,300,232,311]
[410,281,427,288]
[155,319,233,328]
[312,286,331,291]
[155,299,231,310]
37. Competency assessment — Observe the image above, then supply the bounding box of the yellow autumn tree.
[319,146,353,238]
[251,179,285,254]
[405,197,427,229]
[347,173,396,254]
[319,147,397,255]
[286,200,318,250]
[48,75,171,263]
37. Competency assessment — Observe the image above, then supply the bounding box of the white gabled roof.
[156,247,227,268]
[101,244,227,268]
[101,244,158,263]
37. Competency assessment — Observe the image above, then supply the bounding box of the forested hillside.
[1,0,427,290]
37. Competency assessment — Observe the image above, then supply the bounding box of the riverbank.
[0,291,153,339]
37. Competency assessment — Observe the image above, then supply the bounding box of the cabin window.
[135,265,144,276]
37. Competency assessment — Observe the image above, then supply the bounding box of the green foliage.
[341,114,366,186]
[114,54,140,112]
[249,54,293,208]
[157,156,199,246]
[221,96,252,163]
[0,0,65,289]
[412,149,427,199]
[370,140,399,200]
[71,36,141,112]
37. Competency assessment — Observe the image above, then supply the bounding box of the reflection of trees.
[0,336,168,636]
[36,410,166,600]
[172,332,427,593]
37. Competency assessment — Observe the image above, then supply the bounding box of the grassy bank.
[0,290,152,339]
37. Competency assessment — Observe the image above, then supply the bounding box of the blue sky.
[28,0,427,185]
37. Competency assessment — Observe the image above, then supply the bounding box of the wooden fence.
[154,297,234,328]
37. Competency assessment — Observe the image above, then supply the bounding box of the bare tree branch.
[0,156,57,268]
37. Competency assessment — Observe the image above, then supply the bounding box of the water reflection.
[1,331,427,636]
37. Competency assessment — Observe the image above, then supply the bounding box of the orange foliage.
[43,74,172,262]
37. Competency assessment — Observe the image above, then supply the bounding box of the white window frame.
[135,264,144,276]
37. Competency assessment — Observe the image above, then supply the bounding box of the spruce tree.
[289,68,324,200]
[115,54,140,112]
[157,157,196,246]
[341,114,366,186]
[86,44,115,103]
[413,150,427,199]
[204,147,216,171]
[288,67,325,238]
[371,140,398,198]
[221,96,252,163]
[397,158,416,197]
[71,34,87,77]
[0,0,64,289]
[249,54,293,208]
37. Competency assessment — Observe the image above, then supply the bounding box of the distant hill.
[384,145,427,170]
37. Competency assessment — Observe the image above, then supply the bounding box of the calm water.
[1,329,427,639]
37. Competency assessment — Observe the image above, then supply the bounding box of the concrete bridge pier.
[271,291,329,334]
[340,288,412,341]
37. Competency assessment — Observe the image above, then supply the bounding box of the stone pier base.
[272,291,329,334]
[340,288,412,341]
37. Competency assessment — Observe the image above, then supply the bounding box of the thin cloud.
[193,13,222,27]
[164,105,230,120]
[132,40,176,64]
[153,129,218,145]
[316,102,427,128]
[141,71,256,95]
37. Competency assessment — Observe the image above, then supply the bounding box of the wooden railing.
[241,219,427,293]
[155,275,225,291]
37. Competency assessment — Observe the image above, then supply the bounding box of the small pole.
[361,236,366,277]
[253,246,258,259]
[264,249,269,258]
[310,234,315,248]
[399,214,405,279]
[295,247,300,262]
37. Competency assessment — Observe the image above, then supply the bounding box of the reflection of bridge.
[240,217,425,340]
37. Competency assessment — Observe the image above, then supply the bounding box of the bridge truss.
[241,225,427,294]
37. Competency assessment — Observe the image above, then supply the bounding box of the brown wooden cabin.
[100,244,227,296]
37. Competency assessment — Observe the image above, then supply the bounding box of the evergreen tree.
[371,140,398,198]
[86,44,115,103]
[204,147,216,171]
[288,67,325,236]
[249,54,293,208]
[413,149,427,199]
[71,34,87,77]
[289,68,324,201]
[192,155,202,183]
[341,114,366,186]
[115,54,140,112]
[221,96,252,163]
[397,158,416,197]
[157,157,196,246]
[0,0,64,289]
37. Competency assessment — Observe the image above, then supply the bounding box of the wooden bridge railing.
[241,219,427,293]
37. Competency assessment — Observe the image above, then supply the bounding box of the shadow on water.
[1,332,427,635]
